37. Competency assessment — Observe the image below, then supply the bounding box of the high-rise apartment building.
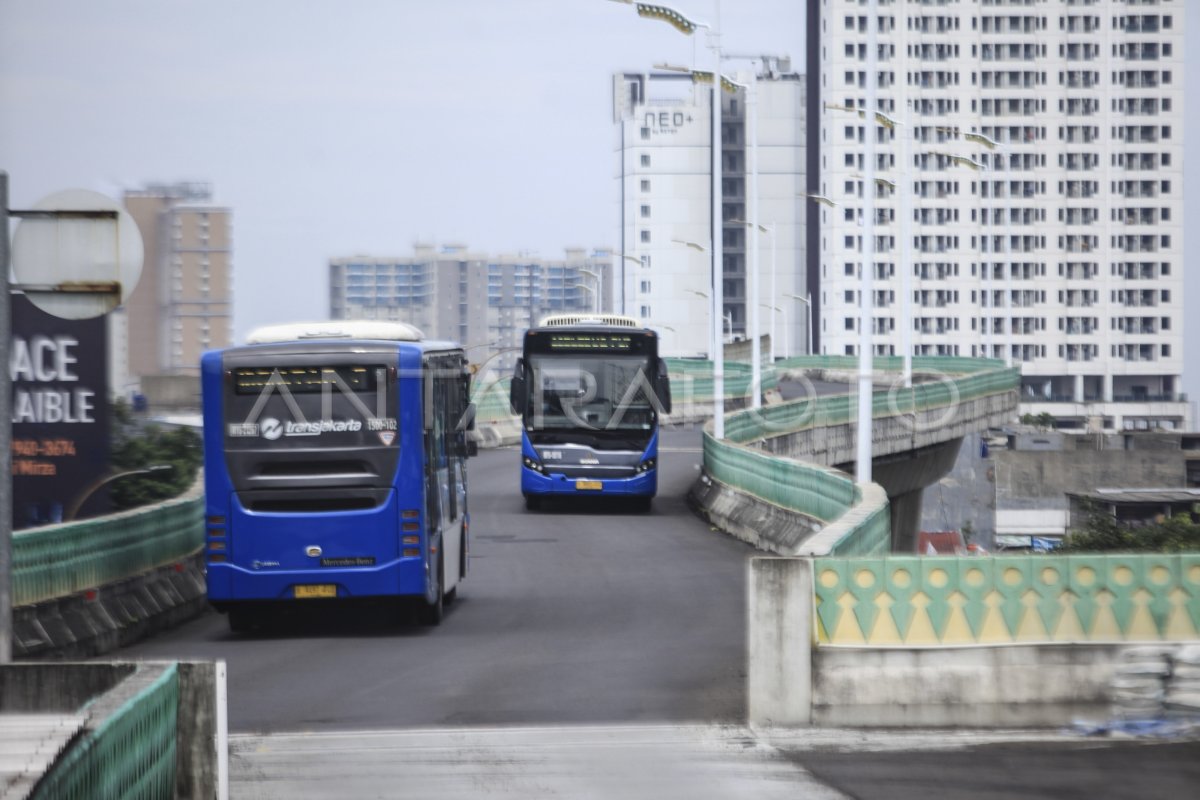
[614,60,807,359]
[122,182,233,381]
[329,244,612,366]
[808,1,1186,431]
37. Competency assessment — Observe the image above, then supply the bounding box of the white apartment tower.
[809,0,1186,431]
[614,61,807,359]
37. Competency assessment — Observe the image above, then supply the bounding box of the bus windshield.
[528,353,656,432]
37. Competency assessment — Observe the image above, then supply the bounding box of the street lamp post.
[615,253,642,316]
[571,283,597,314]
[784,293,812,360]
[761,304,788,359]
[579,268,603,313]
[614,0,723,439]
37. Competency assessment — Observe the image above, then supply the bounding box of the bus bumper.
[206,557,427,604]
[520,466,657,498]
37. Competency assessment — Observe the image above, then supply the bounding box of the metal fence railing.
[31,664,179,800]
[12,482,205,608]
[701,356,1019,556]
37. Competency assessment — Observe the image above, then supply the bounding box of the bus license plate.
[294,584,336,599]
[575,480,603,491]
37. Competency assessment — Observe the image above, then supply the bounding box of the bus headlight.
[637,458,656,473]
[523,455,545,473]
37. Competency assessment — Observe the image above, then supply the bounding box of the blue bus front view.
[510,318,671,511]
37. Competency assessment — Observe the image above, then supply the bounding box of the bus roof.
[538,313,640,329]
[245,320,424,344]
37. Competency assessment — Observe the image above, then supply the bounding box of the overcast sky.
[2,1,1196,401]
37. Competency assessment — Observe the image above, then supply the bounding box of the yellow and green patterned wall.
[814,554,1200,646]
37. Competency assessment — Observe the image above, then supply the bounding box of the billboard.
[10,293,110,528]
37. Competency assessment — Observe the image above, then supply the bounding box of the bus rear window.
[233,366,378,395]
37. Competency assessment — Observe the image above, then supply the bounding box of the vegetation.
[1058,503,1200,553]
[110,399,203,510]
[1018,412,1056,430]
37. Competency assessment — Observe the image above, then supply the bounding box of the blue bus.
[509,314,671,511]
[200,321,472,631]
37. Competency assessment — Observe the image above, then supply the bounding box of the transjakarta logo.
[258,417,363,438]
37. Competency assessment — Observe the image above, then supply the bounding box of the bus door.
[423,354,470,594]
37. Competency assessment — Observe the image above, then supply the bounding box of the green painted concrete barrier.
[702,356,1018,556]
[12,486,204,608]
[31,664,179,800]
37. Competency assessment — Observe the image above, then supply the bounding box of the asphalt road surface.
[111,428,756,732]
[106,425,1200,797]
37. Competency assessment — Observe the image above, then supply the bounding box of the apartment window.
[640,127,650,140]
[640,154,651,167]
[640,205,651,218]
[640,305,651,318]
[640,280,651,293]
[640,179,651,192]
[640,230,651,243]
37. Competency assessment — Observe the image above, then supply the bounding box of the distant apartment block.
[329,244,613,364]
[613,58,807,359]
[808,1,1186,431]
[122,182,233,382]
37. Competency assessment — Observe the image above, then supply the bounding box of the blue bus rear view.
[200,321,471,630]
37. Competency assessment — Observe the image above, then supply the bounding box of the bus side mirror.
[656,358,672,415]
[460,402,477,432]
[509,358,526,415]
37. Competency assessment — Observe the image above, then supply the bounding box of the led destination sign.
[538,333,650,354]
[233,365,378,395]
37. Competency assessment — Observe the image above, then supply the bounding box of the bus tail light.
[402,522,420,532]
[402,509,419,519]
[208,554,227,563]
[402,535,420,545]
[403,549,421,558]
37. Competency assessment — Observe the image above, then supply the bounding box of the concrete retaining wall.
[813,645,1118,727]
[13,551,208,659]
[0,660,226,799]
[748,556,1195,728]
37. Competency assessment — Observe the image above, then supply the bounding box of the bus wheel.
[524,495,541,511]
[421,555,444,626]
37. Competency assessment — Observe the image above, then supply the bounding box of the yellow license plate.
[294,584,336,599]
[575,480,603,491]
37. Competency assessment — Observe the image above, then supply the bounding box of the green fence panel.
[12,490,204,608]
[31,664,179,800]
[703,356,1017,558]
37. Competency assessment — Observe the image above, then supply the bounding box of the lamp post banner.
[9,293,110,528]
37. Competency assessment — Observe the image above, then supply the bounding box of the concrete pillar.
[748,557,813,727]
[1074,374,1084,403]
[1104,373,1114,403]
[176,660,228,800]
[889,489,924,554]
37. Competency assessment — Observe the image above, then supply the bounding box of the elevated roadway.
[110,430,754,731]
